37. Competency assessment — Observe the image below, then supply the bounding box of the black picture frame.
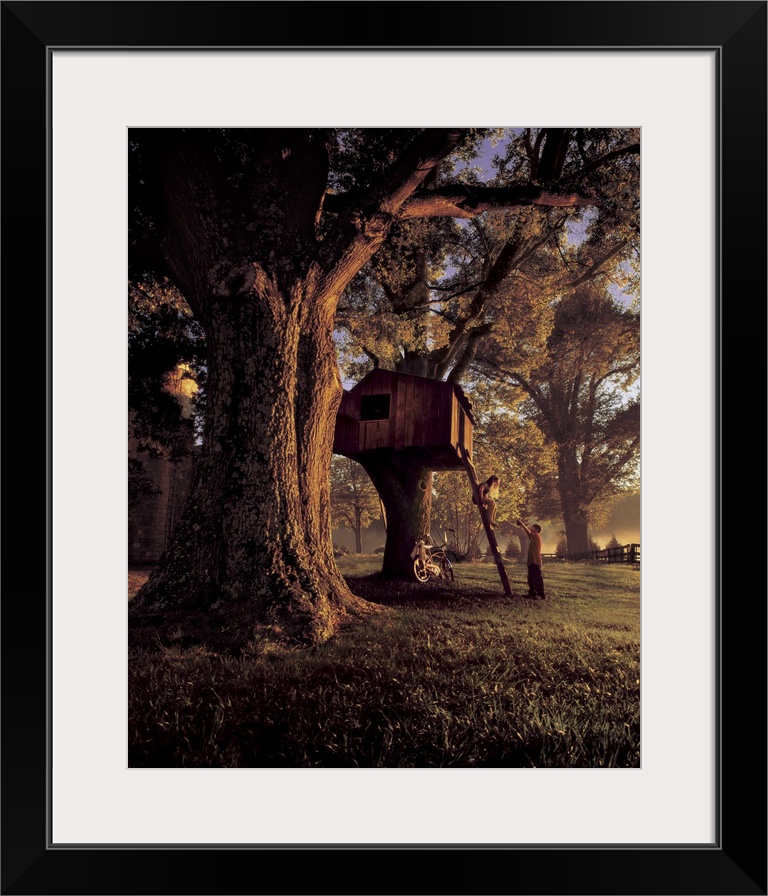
[2,2,765,894]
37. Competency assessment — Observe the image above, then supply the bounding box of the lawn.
[128,555,640,768]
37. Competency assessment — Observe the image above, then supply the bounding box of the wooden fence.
[589,543,640,565]
[538,544,641,565]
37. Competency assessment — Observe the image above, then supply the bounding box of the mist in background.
[333,490,640,555]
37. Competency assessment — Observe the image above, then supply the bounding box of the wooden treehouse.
[333,369,475,469]
[333,370,511,595]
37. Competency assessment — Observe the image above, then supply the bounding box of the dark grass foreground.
[129,557,640,768]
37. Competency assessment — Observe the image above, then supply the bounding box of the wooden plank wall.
[333,388,361,457]
[451,392,459,450]
[394,376,406,450]
[455,405,473,461]
[463,408,473,458]
[428,380,454,448]
[338,390,356,417]
[358,371,393,453]
[334,372,474,459]
[404,375,416,447]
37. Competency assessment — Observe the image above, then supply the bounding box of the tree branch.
[368,129,470,213]
[595,435,641,487]
[362,348,380,369]
[320,129,469,298]
[567,239,631,288]
[399,185,595,220]
[592,361,639,390]
[572,142,640,181]
[536,129,571,183]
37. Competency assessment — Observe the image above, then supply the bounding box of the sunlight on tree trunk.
[131,276,376,645]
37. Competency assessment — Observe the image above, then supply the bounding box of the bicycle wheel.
[439,555,455,583]
[413,558,429,582]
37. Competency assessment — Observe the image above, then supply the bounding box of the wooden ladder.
[460,447,512,596]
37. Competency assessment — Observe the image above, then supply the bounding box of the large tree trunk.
[130,276,375,647]
[558,451,591,559]
[562,507,590,559]
[359,454,433,579]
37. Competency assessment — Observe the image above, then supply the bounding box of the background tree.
[478,280,640,558]
[329,457,381,554]
[128,128,597,645]
[337,128,639,576]
[431,471,483,561]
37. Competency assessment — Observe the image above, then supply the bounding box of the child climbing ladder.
[459,447,512,596]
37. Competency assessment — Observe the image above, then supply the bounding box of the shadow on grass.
[343,571,533,611]
[127,564,543,655]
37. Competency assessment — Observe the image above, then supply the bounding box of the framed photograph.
[3,2,765,894]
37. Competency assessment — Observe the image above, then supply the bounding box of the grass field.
[129,556,640,768]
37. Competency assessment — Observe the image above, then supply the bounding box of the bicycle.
[411,531,456,583]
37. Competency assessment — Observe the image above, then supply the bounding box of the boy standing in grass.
[517,519,545,599]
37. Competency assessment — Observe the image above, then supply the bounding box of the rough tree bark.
[358,455,433,579]
[558,450,591,559]
[131,267,372,644]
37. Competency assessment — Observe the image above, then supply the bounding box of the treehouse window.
[360,394,391,421]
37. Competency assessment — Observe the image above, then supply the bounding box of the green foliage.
[129,279,204,459]
[473,397,558,520]
[481,280,640,530]
[431,471,485,561]
[498,128,640,241]
[334,128,640,545]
